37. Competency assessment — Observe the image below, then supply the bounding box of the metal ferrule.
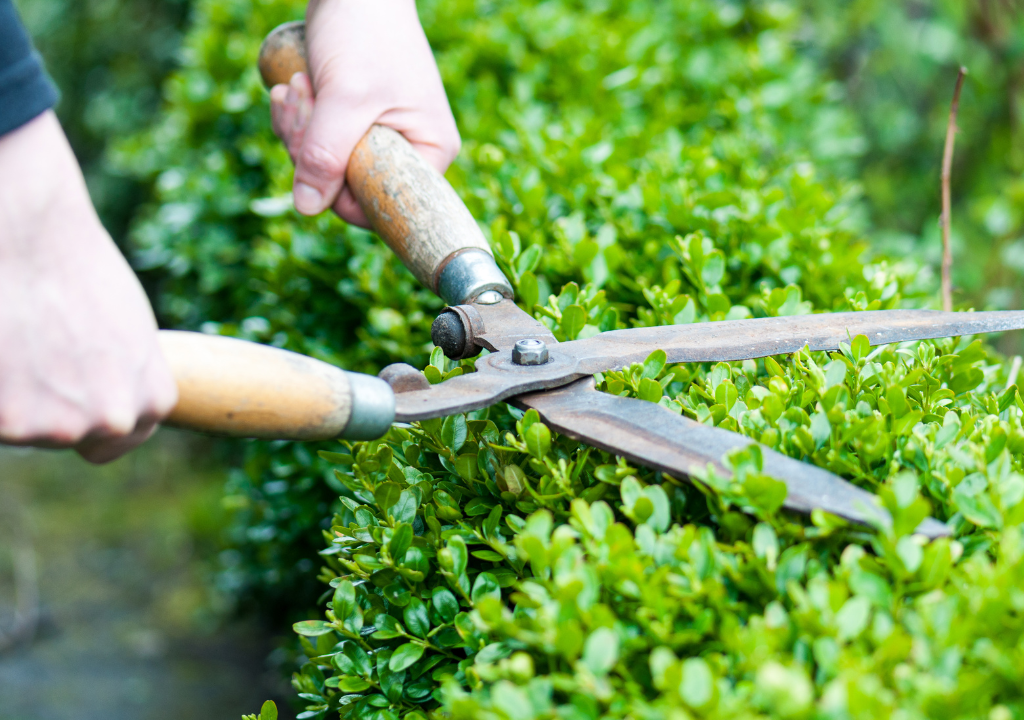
[342,373,396,440]
[436,249,513,306]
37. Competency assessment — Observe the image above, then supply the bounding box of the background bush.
[30,0,1024,716]
[13,0,189,244]
[800,0,1024,315]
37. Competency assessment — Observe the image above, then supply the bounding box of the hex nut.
[512,339,549,366]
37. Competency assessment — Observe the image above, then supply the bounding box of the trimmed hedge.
[115,0,1024,718]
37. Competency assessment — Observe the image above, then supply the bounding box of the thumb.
[291,90,377,217]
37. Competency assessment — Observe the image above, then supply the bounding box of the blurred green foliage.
[14,0,189,241]
[800,0,1024,313]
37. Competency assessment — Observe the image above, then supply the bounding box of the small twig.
[941,66,967,312]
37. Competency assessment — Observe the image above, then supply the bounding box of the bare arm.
[0,111,177,463]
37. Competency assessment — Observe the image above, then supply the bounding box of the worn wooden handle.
[258,21,508,303]
[159,331,393,441]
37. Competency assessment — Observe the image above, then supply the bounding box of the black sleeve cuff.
[0,52,59,136]
[0,0,59,137]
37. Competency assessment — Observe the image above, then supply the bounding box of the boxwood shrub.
[115,0,1024,717]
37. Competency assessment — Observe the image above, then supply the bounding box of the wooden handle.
[159,331,393,441]
[258,22,508,302]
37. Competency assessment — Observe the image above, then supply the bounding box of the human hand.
[0,111,178,463]
[269,0,460,226]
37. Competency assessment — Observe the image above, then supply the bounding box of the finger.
[282,73,314,160]
[75,418,158,465]
[332,186,369,228]
[269,83,290,139]
[292,89,376,217]
[271,85,304,162]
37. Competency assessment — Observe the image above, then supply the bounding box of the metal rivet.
[512,339,549,366]
[474,290,504,305]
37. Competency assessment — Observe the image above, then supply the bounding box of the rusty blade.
[514,377,950,538]
[561,310,1024,374]
[395,347,586,422]
[463,298,558,354]
[397,309,1024,422]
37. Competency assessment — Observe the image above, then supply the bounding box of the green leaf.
[389,523,413,561]
[390,489,420,525]
[430,346,446,372]
[441,415,468,453]
[389,642,425,672]
[955,491,1002,529]
[637,377,663,402]
[516,245,542,275]
[642,485,671,533]
[332,580,362,635]
[679,657,714,708]
[701,249,725,288]
[851,334,871,362]
[582,627,618,674]
[950,367,985,395]
[317,451,353,465]
[293,620,335,637]
[338,676,372,692]
[432,588,460,623]
[619,476,644,511]
[525,422,552,458]
[447,536,468,576]
[673,298,696,325]
[403,597,430,638]
[374,482,403,512]
[336,642,373,677]
[641,349,667,379]
[835,596,871,640]
[896,536,924,574]
[260,701,278,720]
[561,304,587,340]
[471,572,501,604]
[752,523,779,567]
[519,271,539,308]
[371,615,405,640]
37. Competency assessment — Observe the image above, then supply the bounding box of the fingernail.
[293,182,324,215]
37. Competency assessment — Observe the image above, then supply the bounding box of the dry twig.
[941,66,967,312]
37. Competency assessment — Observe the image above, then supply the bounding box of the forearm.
[0,0,58,137]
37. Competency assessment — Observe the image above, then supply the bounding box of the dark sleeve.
[0,0,58,137]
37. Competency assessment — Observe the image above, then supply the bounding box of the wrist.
[0,111,104,260]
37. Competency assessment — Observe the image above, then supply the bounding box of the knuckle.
[91,409,137,438]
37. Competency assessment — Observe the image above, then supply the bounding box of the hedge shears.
[159,22,1024,539]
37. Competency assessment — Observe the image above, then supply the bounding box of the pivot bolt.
[474,290,504,305]
[512,339,549,366]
